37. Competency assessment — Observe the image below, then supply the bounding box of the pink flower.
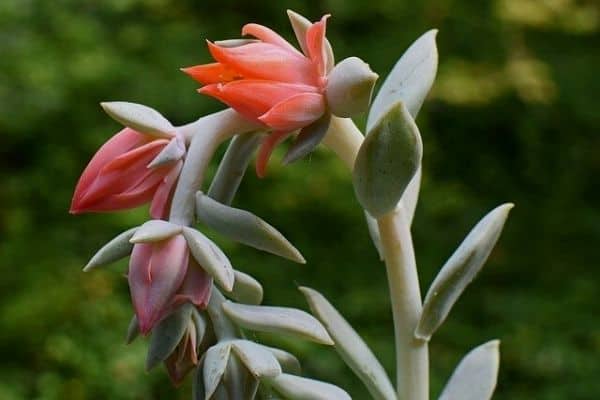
[183,15,330,177]
[128,234,212,334]
[70,128,185,219]
[164,319,199,386]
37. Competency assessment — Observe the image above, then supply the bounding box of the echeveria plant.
[72,10,512,400]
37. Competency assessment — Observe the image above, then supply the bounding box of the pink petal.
[128,235,189,334]
[241,23,301,55]
[305,15,330,77]
[150,160,183,220]
[258,92,326,131]
[200,80,317,122]
[181,63,242,85]
[255,131,292,178]
[70,128,147,213]
[173,259,212,309]
[77,140,168,210]
[207,41,319,86]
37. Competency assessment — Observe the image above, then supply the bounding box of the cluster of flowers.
[71,12,377,387]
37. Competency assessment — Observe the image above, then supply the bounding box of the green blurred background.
[1,0,598,399]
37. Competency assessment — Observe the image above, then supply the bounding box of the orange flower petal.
[258,92,325,131]
[207,41,319,86]
[306,15,330,77]
[255,131,292,178]
[242,23,301,55]
[181,63,242,85]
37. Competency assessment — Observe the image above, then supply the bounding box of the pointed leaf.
[195,192,305,263]
[193,362,206,400]
[208,132,263,206]
[367,29,438,129]
[125,315,140,344]
[365,212,384,260]
[83,227,137,271]
[228,270,264,305]
[101,101,175,138]
[231,340,282,378]
[256,344,301,375]
[300,287,395,400]
[266,373,351,400]
[416,204,514,340]
[191,307,208,344]
[353,102,423,217]
[129,220,182,243]
[283,114,330,165]
[145,305,192,371]
[182,227,234,292]
[438,340,500,400]
[204,343,232,400]
[148,136,185,168]
[222,302,333,345]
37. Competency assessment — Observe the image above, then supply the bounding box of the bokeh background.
[1,0,598,399]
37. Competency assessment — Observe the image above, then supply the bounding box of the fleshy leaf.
[222,302,333,345]
[125,315,139,344]
[145,305,193,371]
[438,340,500,400]
[182,227,235,292]
[101,101,175,139]
[265,373,351,400]
[367,29,438,129]
[256,344,301,375]
[231,340,282,378]
[129,220,182,243]
[148,136,185,168]
[282,114,330,165]
[208,132,263,206]
[195,192,305,263]
[204,342,232,400]
[300,287,395,400]
[416,204,514,340]
[353,102,423,217]
[228,270,264,305]
[83,227,137,271]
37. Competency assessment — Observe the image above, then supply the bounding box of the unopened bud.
[326,57,378,118]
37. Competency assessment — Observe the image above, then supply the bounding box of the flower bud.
[325,57,378,117]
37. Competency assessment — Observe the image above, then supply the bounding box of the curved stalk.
[323,116,429,400]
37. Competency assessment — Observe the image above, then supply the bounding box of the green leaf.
[145,305,192,371]
[83,227,137,271]
[300,287,395,400]
[438,340,500,400]
[129,220,182,243]
[283,114,330,165]
[182,227,234,292]
[265,373,351,400]
[125,315,139,344]
[100,101,175,138]
[195,192,305,263]
[256,345,301,375]
[208,132,263,206]
[353,102,423,217]
[416,204,514,340]
[367,29,438,129]
[222,302,333,345]
[231,340,282,378]
[204,342,232,400]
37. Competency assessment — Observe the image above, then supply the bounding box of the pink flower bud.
[183,15,330,177]
[70,128,184,219]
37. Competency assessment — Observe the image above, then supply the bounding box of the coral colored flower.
[70,128,185,219]
[183,15,331,177]
[128,235,212,334]
[165,319,199,386]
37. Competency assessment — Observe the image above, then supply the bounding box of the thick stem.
[323,116,429,400]
[377,209,428,400]
[169,109,260,225]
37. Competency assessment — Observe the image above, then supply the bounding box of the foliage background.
[1,0,598,399]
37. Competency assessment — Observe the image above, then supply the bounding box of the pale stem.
[323,116,429,400]
[169,109,261,225]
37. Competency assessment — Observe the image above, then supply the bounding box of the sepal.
[100,101,175,139]
[83,227,137,271]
